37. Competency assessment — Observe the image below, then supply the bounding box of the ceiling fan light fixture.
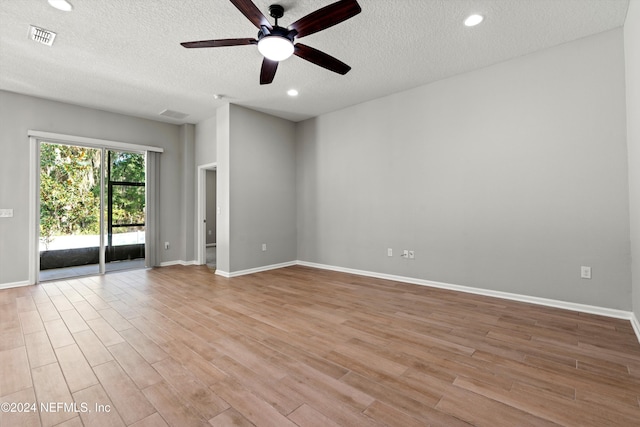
[258,35,294,61]
[47,0,73,12]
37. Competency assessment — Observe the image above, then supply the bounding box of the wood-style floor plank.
[141,381,210,427]
[0,346,32,396]
[54,344,99,392]
[0,264,638,426]
[24,330,57,368]
[72,384,125,427]
[31,362,76,427]
[93,360,156,425]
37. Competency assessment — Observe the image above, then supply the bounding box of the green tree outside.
[40,143,145,249]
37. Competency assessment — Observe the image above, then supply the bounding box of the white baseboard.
[215,261,297,278]
[0,280,31,290]
[296,260,640,343]
[631,313,640,342]
[159,260,198,267]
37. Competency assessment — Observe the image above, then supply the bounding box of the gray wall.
[206,170,217,245]
[194,113,217,260]
[625,2,640,321]
[228,104,297,272]
[195,114,216,167]
[296,29,631,310]
[180,124,196,263]
[216,105,231,273]
[0,90,189,284]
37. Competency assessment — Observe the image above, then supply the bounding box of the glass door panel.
[105,150,146,272]
[39,143,102,281]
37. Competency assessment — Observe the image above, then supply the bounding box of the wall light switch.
[262,243,267,252]
[580,266,592,279]
[387,248,393,257]
[0,209,13,218]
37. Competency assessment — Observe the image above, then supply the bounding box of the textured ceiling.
[0,0,630,123]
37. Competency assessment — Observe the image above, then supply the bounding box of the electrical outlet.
[402,250,409,258]
[262,243,267,252]
[387,248,393,257]
[408,250,415,259]
[581,266,591,279]
[164,242,169,250]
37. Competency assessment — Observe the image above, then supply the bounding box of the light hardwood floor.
[1,265,639,426]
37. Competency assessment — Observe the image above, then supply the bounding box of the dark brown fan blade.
[230,0,272,30]
[294,43,351,75]
[260,58,279,85]
[289,0,361,38]
[181,38,257,48]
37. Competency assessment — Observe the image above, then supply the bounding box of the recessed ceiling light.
[48,0,73,12]
[287,89,299,97]
[464,14,484,27]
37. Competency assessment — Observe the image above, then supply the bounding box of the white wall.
[296,29,631,310]
[0,90,189,285]
[625,0,640,322]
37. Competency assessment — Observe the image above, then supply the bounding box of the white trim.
[28,130,164,153]
[0,280,31,290]
[28,137,39,284]
[99,147,106,274]
[216,261,297,278]
[631,313,640,343]
[196,163,217,266]
[159,260,198,267]
[296,260,637,323]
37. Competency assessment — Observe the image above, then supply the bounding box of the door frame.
[196,162,217,265]
[28,130,163,284]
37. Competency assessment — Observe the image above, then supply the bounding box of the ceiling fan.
[180,0,361,85]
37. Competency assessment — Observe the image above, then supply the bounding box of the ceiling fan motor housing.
[258,25,296,42]
[268,4,285,19]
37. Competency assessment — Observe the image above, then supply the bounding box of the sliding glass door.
[38,142,146,281]
[105,150,146,272]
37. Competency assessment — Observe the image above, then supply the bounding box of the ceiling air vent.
[29,25,56,46]
[159,109,189,120]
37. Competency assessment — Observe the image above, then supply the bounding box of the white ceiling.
[0,0,630,124]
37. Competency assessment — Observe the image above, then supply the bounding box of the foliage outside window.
[40,143,145,249]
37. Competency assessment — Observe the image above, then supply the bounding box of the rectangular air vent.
[29,25,56,46]
[159,109,189,120]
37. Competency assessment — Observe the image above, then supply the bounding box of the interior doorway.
[38,142,146,281]
[197,163,217,270]
[205,169,217,269]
